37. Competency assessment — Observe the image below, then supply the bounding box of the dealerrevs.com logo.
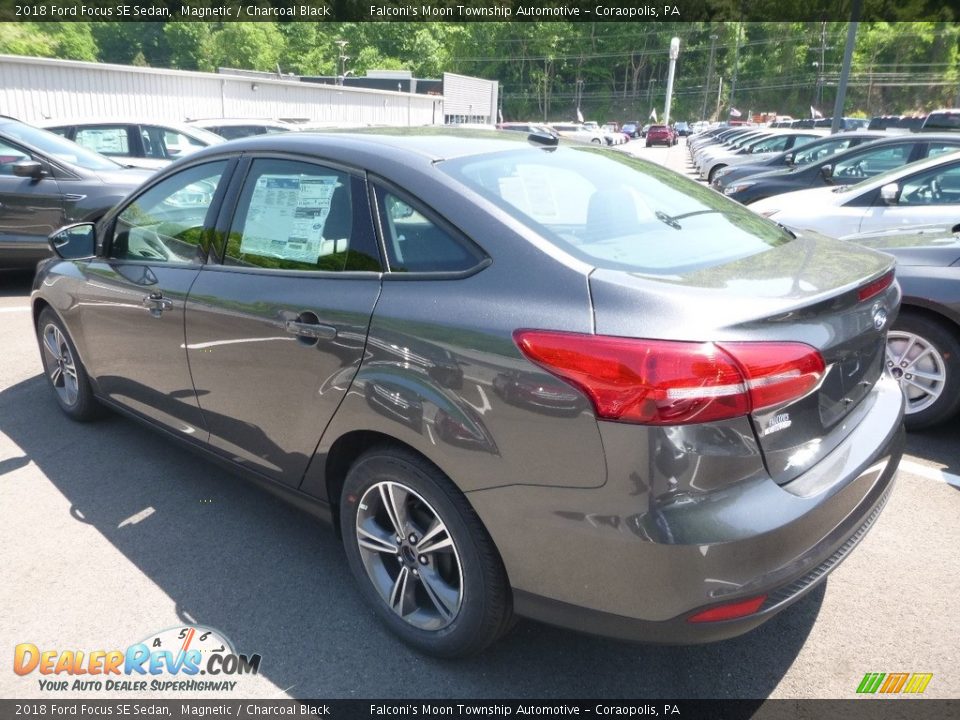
[14,626,262,693]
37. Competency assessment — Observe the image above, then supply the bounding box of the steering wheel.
[846,160,865,178]
[132,228,170,261]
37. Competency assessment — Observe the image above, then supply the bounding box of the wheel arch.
[898,298,960,339]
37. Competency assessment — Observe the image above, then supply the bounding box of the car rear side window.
[373,186,486,274]
[440,147,791,275]
[223,158,381,272]
[109,161,227,264]
[924,142,960,159]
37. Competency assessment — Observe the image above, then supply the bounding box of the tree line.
[1,20,957,123]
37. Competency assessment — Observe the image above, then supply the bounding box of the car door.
[857,158,960,234]
[0,137,64,261]
[71,159,234,438]
[183,156,383,486]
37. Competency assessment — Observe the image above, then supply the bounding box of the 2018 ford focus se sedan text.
[32,130,905,657]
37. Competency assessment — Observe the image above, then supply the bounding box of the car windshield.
[2,122,121,171]
[440,146,792,274]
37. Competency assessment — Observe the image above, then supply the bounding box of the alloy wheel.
[42,323,80,408]
[355,480,463,631]
[885,330,947,415]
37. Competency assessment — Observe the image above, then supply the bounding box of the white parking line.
[899,458,960,488]
[0,306,30,313]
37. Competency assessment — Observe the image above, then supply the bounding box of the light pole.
[335,39,349,85]
[663,37,680,126]
[812,61,821,112]
[576,78,584,122]
[647,78,657,115]
[700,34,718,122]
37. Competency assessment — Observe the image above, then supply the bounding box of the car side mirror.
[49,223,97,260]
[820,164,834,180]
[784,152,795,165]
[12,160,46,180]
[880,183,900,205]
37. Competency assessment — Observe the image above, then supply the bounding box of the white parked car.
[750,150,960,238]
[550,123,605,145]
[42,119,224,170]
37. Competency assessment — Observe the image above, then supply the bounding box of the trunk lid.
[588,231,899,484]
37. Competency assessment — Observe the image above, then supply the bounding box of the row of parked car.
[688,118,960,429]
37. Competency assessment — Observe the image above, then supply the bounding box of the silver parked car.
[32,129,904,657]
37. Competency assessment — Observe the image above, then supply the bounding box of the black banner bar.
[1,700,959,720]
[0,0,957,23]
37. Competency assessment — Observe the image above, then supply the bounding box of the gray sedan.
[31,130,903,656]
[845,224,960,429]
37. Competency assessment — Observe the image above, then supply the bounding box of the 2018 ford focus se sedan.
[31,130,905,657]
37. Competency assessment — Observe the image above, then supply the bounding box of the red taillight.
[857,270,894,302]
[687,594,768,623]
[513,331,824,426]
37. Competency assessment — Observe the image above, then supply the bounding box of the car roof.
[38,118,225,142]
[182,127,562,164]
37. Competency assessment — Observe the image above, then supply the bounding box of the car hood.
[92,166,155,187]
[749,185,840,215]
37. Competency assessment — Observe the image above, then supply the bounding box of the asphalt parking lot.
[1,138,959,700]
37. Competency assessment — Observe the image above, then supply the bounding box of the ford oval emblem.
[873,307,888,331]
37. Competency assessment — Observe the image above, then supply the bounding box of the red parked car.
[645,124,677,147]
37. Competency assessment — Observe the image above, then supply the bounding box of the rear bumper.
[468,374,905,643]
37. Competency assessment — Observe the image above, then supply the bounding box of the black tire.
[340,446,513,657]
[708,164,726,184]
[887,311,960,430]
[36,308,104,422]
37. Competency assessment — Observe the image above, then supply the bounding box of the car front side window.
[833,145,911,180]
[74,127,131,158]
[898,162,960,206]
[109,161,228,264]
[0,139,31,175]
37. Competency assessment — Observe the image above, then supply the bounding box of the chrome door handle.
[284,320,337,341]
[142,293,173,317]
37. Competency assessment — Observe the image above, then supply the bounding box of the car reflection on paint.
[492,369,588,416]
[364,375,424,432]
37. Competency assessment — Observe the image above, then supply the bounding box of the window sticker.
[239,175,340,264]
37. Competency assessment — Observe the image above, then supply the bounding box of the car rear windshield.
[2,122,120,171]
[440,147,792,274]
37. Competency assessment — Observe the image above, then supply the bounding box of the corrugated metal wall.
[0,55,443,126]
[443,72,498,123]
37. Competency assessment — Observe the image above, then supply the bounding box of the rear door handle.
[285,320,337,341]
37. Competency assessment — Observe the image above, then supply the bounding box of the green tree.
[200,22,285,72]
